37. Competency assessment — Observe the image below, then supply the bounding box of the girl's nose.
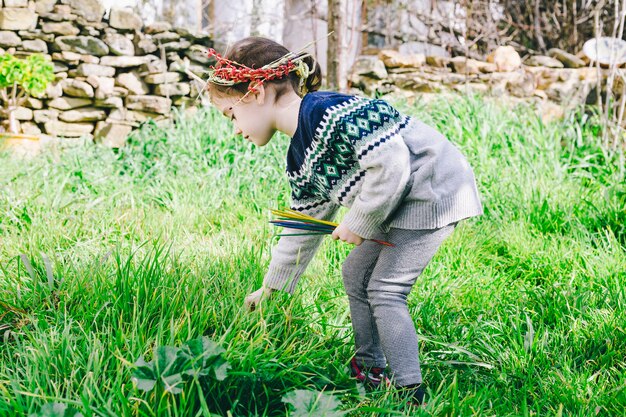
[235,127,242,136]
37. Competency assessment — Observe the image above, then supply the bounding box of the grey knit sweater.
[263,91,483,294]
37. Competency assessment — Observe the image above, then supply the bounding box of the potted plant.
[0,53,54,151]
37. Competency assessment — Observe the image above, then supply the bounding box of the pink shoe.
[349,357,391,390]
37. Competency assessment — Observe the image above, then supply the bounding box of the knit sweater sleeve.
[340,101,412,240]
[262,199,340,294]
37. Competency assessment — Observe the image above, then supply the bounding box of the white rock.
[44,81,63,99]
[59,107,107,122]
[144,72,181,84]
[15,107,34,121]
[126,95,171,114]
[21,122,42,135]
[24,97,43,109]
[35,0,57,14]
[109,8,142,31]
[75,63,116,77]
[488,46,522,72]
[378,49,425,68]
[99,55,149,68]
[22,39,48,53]
[68,0,105,22]
[42,22,80,36]
[0,8,38,30]
[54,35,109,56]
[116,71,149,95]
[44,120,94,137]
[4,0,28,7]
[353,56,388,80]
[104,33,135,56]
[34,109,59,123]
[94,96,123,108]
[62,79,95,98]
[0,31,21,48]
[92,76,115,99]
[154,83,190,96]
[145,21,171,34]
[94,121,133,147]
[48,97,92,110]
[120,109,162,123]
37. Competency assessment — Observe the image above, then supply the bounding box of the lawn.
[1,93,625,416]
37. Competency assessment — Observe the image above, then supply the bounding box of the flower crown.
[206,47,312,99]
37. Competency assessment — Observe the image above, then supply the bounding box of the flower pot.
[0,132,42,157]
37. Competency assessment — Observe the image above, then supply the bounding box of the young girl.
[206,36,483,407]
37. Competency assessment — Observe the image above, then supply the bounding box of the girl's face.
[211,86,277,147]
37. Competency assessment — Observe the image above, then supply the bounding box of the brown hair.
[207,36,322,103]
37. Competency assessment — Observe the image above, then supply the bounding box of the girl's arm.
[262,200,340,294]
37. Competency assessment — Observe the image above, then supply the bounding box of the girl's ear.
[252,83,266,105]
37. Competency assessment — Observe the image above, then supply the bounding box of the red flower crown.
[206,47,308,94]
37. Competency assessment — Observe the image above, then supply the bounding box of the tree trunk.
[327,0,343,91]
[8,108,19,134]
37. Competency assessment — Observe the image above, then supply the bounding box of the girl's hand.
[244,286,275,312]
[331,223,364,246]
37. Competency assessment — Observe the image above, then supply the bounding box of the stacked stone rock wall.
[350,46,616,122]
[2,0,617,147]
[0,0,212,146]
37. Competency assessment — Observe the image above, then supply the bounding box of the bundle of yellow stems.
[270,209,395,247]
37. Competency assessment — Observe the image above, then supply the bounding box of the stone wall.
[2,0,615,149]
[0,0,212,146]
[350,46,615,122]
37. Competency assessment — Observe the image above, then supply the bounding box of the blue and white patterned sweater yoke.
[263,91,484,294]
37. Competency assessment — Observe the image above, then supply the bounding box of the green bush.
[0,53,54,134]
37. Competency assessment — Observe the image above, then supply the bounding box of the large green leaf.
[28,403,84,417]
[179,336,231,381]
[131,356,158,392]
[131,336,230,394]
[282,389,346,417]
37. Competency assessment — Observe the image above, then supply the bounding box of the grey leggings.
[342,224,456,386]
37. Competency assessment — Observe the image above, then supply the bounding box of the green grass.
[1,94,625,416]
